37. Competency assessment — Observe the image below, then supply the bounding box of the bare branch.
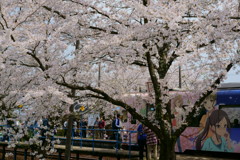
[42,6,66,19]
[68,0,129,27]
[13,5,42,30]
[0,4,8,28]
[26,51,46,71]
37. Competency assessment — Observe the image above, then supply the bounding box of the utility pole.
[179,65,182,88]
[98,62,101,87]
[143,0,150,23]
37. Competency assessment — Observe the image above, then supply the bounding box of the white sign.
[87,113,100,126]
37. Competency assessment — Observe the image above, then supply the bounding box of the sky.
[224,68,240,83]
[64,45,239,83]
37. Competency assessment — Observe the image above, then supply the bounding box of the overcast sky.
[224,68,240,83]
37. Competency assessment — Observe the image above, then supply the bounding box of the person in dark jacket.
[80,118,88,138]
[99,117,106,139]
[137,124,147,160]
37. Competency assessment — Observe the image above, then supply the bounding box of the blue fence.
[0,125,139,159]
[63,128,138,155]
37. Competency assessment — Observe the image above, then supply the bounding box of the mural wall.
[175,90,240,153]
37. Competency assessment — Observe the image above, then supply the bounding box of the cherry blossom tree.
[0,0,240,159]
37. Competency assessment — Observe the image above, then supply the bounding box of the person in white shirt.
[113,114,122,149]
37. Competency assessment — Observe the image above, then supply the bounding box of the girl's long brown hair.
[195,109,230,150]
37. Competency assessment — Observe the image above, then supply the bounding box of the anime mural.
[175,90,240,153]
[171,91,201,129]
[195,109,233,152]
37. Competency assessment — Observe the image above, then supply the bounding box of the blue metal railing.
[0,125,139,159]
[61,127,138,158]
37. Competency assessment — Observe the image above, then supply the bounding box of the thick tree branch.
[155,40,180,79]
[145,51,161,102]
[77,21,118,35]
[19,62,39,68]
[56,81,161,134]
[145,50,168,136]
[229,16,240,19]
[167,52,179,70]
[143,0,150,6]
[167,40,180,69]
[156,43,170,78]
[131,60,147,66]
[89,25,118,34]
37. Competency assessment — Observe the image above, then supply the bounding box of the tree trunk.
[159,139,176,160]
[65,104,74,160]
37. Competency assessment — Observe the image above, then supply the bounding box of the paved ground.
[101,154,238,160]
[75,154,238,160]
[1,154,237,160]
[1,149,238,160]
[176,154,237,160]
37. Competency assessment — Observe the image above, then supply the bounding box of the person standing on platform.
[80,118,87,138]
[113,114,122,149]
[99,117,106,139]
[143,126,158,160]
[94,117,100,139]
[137,123,147,160]
[63,121,68,137]
[73,120,77,137]
[115,114,122,130]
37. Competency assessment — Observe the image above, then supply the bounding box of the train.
[118,83,240,154]
[176,83,240,153]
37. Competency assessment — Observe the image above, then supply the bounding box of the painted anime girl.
[195,109,233,152]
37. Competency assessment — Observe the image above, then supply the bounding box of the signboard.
[87,113,100,127]
[74,103,88,114]
[17,105,23,108]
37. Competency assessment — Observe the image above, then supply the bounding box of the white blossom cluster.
[0,0,239,156]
